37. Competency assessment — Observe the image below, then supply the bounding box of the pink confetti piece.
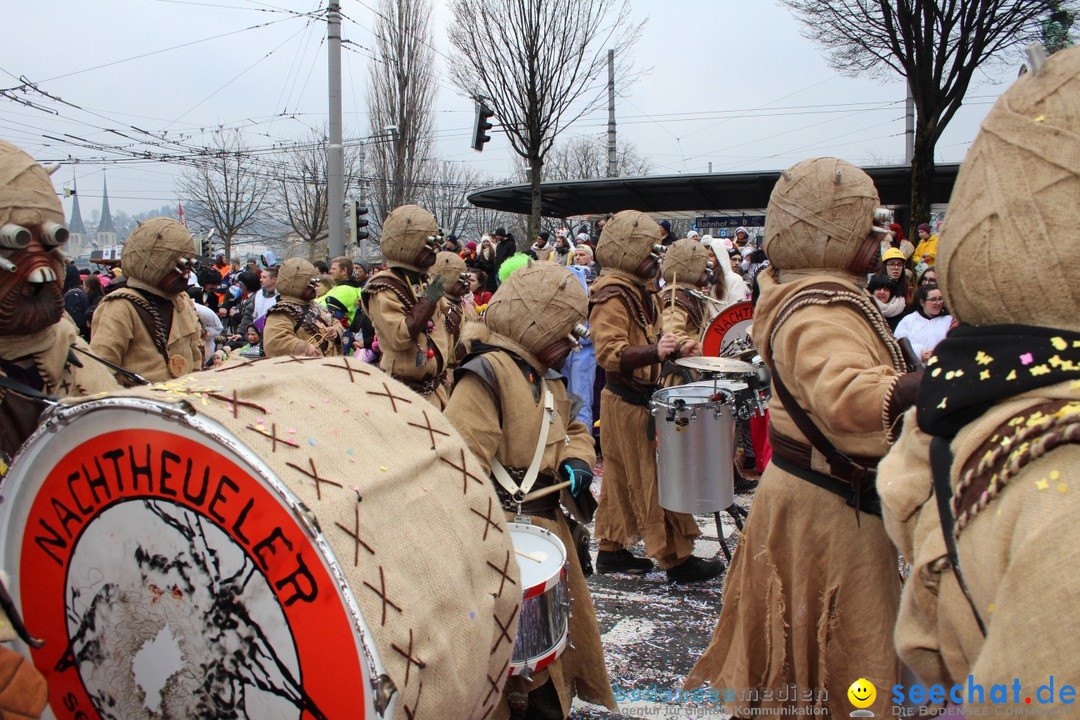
[1020,352,1034,365]
[287,428,297,434]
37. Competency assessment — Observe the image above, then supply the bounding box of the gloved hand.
[560,458,593,498]
[423,275,446,303]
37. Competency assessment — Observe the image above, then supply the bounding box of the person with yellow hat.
[879,245,913,304]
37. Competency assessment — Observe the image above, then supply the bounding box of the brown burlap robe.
[590,275,699,568]
[15,357,519,720]
[882,387,1080,697]
[89,286,203,383]
[685,270,903,716]
[659,289,706,388]
[445,349,616,719]
[263,297,343,358]
[365,272,453,409]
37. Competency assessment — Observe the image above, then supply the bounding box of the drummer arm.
[89,300,135,375]
[772,303,901,438]
[589,300,657,374]
[661,305,700,357]
[443,373,502,478]
[366,291,421,351]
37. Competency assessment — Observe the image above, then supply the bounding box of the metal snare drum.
[507,521,569,676]
[651,380,744,514]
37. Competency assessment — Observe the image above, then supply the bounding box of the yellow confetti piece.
[937,398,948,409]
[975,351,994,366]
[379,466,388,472]
[1051,470,1061,481]
[1036,479,1049,491]
[926,355,938,366]
[988,603,997,614]
[1052,337,1068,351]
[980,370,991,381]
[1034,114,1046,122]
[996,508,1003,516]
[1006,369,1017,381]
[1030,364,1051,376]
[1059,483,1068,493]
[932,368,942,377]
[946,371,955,380]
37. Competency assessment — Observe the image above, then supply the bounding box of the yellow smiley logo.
[848,678,877,709]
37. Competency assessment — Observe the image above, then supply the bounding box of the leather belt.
[493,472,559,517]
[605,381,655,408]
[394,371,446,396]
[768,423,883,517]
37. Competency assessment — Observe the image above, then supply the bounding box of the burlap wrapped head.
[485,262,588,369]
[121,218,194,286]
[595,210,660,277]
[431,251,467,287]
[661,238,711,285]
[763,157,880,271]
[381,204,438,272]
[0,140,64,228]
[938,46,1080,332]
[276,257,317,299]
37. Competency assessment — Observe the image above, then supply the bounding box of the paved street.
[568,458,758,720]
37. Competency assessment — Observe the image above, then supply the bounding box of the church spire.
[68,178,86,235]
[97,176,115,234]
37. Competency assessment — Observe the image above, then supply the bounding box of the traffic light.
[471,101,494,152]
[351,201,369,246]
[201,236,212,257]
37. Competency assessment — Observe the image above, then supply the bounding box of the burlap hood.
[661,238,711,285]
[484,262,587,370]
[595,210,660,279]
[121,218,194,287]
[276,257,317,300]
[380,204,438,272]
[431,251,467,288]
[763,157,880,271]
[938,46,1080,332]
[0,140,64,228]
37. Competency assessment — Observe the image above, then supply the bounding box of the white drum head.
[0,398,388,720]
[507,523,566,597]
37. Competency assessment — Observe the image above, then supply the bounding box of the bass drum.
[0,356,520,720]
[700,301,754,358]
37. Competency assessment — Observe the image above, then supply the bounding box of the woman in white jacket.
[893,282,951,363]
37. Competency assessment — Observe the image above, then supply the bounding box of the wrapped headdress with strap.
[661,238,711,285]
[276,257,317,300]
[431,251,467,289]
[121,218,195,289]
[0,140,64,228]
[763,157,880,273]
[595,210,660,281]
[938,46,1080,333]
[484,261,588,371]
[380,205,439,273]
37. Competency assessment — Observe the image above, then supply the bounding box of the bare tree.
[176,130,270,262]
[514,134,652,182]
[449,0,639,239]
[783,0,1069,229]
[366,0,436,227]
[271,132,364,261]
[417,160,486,240]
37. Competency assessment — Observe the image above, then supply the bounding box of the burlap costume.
[89,218,202,383]
[263,257,342,358]
[430,251,468,364]
[0,139,119,720]
[686,159,910,716]
[2,357,520,720]
[445,263,616,719]
[658,238,710,388]
[590,211,700,568]
[362,206,453,408]
[880,47,1080,698]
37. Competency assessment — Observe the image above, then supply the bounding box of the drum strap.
[491,379,555,502]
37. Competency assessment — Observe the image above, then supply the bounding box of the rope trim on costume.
[953,400,1080,537]
[883,376,900,444]
[591,282,658,338]
[659,288,706,330]
[100,290,171,366]
[363,274,416,313]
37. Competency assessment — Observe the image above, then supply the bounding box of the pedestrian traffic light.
[351,201,369,246]
[472,101,494,152]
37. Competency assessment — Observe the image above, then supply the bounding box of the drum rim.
[1,395,396,718]
[506,521,568,596]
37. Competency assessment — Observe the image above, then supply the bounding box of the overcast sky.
[2,0,1024,221]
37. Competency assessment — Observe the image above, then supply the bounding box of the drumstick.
[521,480,572,502]
[515,548,547,563]
[670,271,677,311]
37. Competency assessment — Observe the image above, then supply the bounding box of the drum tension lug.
[372,674,397,715]
[293,502,322,537]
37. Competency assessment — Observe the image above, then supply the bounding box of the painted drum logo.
[701,301,754,357]
[21,429,368,720]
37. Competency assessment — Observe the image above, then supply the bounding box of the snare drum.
[0,357,520,720]
[507,521,569,677]
[651,380,742,514]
